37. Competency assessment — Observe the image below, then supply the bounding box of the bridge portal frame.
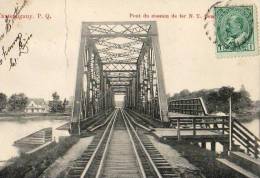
[71,21,169,134]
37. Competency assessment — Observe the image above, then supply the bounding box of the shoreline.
[236,113,259,123]
[0,112,70,117]
[0,114,70,121]
[0,112,258,122]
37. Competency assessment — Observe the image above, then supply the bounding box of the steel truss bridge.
[69,21,260,178]
[71,21,168,134]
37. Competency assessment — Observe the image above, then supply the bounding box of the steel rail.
[121,109,163,178]
[89,110,116,131]
[120,109,146,178]
[80,109,118,178]
[124,111,152,132]
[95,110,118,178]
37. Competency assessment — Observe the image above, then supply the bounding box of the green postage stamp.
[214,5,259,57]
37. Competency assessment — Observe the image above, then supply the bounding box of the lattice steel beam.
[72,21,169,135]
[104,70,136,72]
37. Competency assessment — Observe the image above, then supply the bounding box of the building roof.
[27,98,47,107]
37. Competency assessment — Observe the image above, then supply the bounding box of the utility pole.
[229,97,232,152]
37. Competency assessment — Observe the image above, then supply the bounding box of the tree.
[8,93,28,111]
[170,86,253,114]
[62,98,69,112]
[52,92,60,101]
[207,91,220,113]
[171,89,190,100]
[0,93,7,112]
[232,85,252,113]
[179,89,190,98]
[49,92,66,113]
[218,86,234,102]
[239,85,252,108]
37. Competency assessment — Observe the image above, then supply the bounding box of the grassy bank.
[166,141,243,178]
[0,136,79,178]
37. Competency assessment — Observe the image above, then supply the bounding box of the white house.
[24,98,48,113]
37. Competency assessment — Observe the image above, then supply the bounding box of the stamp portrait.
[214,6,259,57]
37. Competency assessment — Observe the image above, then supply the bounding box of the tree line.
[0,93,28,112]
[169,85,253,114]
[48,92,68,113]
[0,92,68,113]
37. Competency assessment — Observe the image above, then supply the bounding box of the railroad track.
[66,108,180,178]
[66,110,118,178]
[122,110,180,178]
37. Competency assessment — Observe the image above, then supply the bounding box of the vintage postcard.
[0,0,260,178]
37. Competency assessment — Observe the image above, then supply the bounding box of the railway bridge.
[69,21,260,178]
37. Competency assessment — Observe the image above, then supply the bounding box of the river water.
[0,117,259,167]
[0,118,69,167]
[205,118,260,153]
[243,118,260,137]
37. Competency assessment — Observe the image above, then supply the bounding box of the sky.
[0,0,260,101]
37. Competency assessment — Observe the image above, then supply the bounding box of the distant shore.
[235,112,259,123]
[0,112,70,121]
[0,111,258,122]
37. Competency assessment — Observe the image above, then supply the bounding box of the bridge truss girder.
[71,21,168,134]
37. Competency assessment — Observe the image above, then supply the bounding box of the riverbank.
[162,141,246,178]
[147,135,203,178]
[0,112,70,121]
[39,136,93,178]
[0,112,70,117]
[0,136,79,178]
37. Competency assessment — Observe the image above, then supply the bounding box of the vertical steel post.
[104,77,107,112]
[193,118,196,136]
[132,78,136,109]
[177,118,181,141]
[150,22,169,122]
[259,116,260,139]
[229,97,232,152]
[71,24,89,135]
[211,142,216,152]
